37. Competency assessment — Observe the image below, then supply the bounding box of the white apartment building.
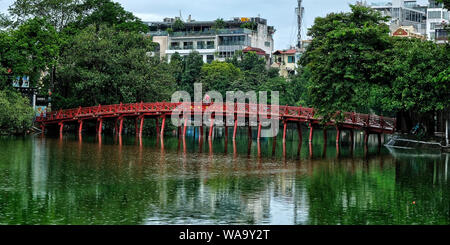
[369,0,449,41]
[426,0,449,41]
[147,17,275,63]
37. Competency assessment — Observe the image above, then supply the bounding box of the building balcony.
[169,28,253,37]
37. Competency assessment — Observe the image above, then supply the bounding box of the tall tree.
[300,5,391,120]
[7,0,84,31]
[180,51,203,96]
[0,18,60,88]
[53,25,174,108]
[372,38,450,134]
[199,61,242,95]
[77,0,148,32]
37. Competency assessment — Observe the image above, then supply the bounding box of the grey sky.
[0,0,430,50]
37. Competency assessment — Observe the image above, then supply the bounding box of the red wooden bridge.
[36,102,396,144]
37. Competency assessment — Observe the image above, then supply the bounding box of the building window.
[207,41,215,49]
[170,42,180,50]
[430,22,440,30]
[197,41,206,49]
[207,55,214,63]
[430,31,436,40]
[428,11,442,19]
[265,41,271,47]
[287,56,295,63]
[183,41,193,50]
[218,51,235,58]
[219,35,246,46]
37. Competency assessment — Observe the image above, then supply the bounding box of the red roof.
[242,46,266,56]
[273,49,297,55]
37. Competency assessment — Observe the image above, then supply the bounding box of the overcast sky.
[0,0,430,50]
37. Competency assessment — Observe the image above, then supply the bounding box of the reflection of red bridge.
[36,102,396,144]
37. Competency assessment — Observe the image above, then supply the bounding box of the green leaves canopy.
[53,25,175,108]
[301,5,391,119]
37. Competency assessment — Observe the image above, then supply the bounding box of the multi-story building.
[369,0,427,36]
[147,17,275,63]
[369,0,449,41]
[426,0,449,42]
[271,49,297,77]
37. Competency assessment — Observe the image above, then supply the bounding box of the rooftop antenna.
[179,10,183,21]
[296,0,305,49]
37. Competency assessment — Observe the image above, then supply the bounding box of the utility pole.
[296,0,305,49]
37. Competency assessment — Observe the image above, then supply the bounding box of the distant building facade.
[426,0,449,42]
[271,49,297,77]
[147,17,275,63]
[392,25,426,39]
[368,0,449,42]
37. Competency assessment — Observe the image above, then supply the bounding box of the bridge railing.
[36,102,396,132]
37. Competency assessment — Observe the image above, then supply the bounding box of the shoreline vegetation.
[0,1,449,148]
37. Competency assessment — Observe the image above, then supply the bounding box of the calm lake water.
[0,128,449,225]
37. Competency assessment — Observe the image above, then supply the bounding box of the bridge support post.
[97,118,103,135]
[118,117,124,136]
[283,120,287,141]
[323,128,327,143]
[40,124,45,134]
[350,129,354,144]
[364,131,369,146]
[377,133,382,147]
[136,116,144,137]
[78,120,83,135]
[248,124,252,139]
[233,119,238,140]
[257,120,262,141]
[183,117,188,137]
[209,117,215,139]
[297,122,302,143]
[225,125,228,139]
[160,115,166,137]
[309,123,314,143]
[58,122,64,135]
[336,127,341,144]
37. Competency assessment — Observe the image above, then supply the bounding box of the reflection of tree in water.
[0,136,449,225]
[304,155,450,225]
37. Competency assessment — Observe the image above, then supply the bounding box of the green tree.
[229,52,268,92]
[180,51,203,96]
[77,0,148,33]
[300,5,391,120]
[213,18,226,30]
[172,19,185,32]
[0,89,34,134]
[0,18,60,88]
[240,21,257,31]
[53,25,175,108]
[372,38,450,134]
[169,52,184,89]
[199,61,242,94]
[7,0,84,31]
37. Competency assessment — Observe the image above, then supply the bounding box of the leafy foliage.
[199,61,242,94]
[0,17,60,88]
[172,19,185,32]
[301,5,392,119]
[53,25,175,108]
[0,89,34,134]
[213,18,226,30]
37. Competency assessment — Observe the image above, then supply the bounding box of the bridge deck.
[36,102,396,136]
